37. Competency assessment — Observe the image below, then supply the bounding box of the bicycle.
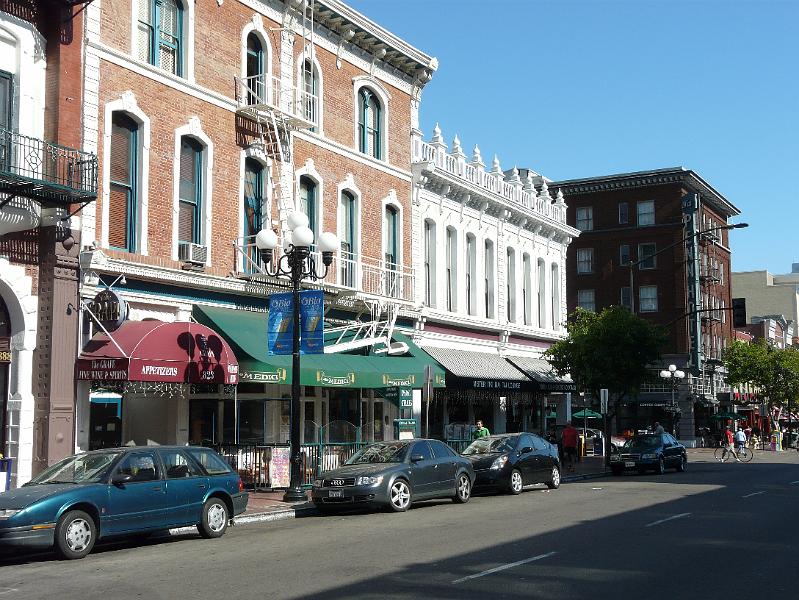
[714,445,754,463]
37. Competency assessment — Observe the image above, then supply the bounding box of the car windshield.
[27,451,123,485]
[345,442,411,464]
[463,436,516,456]
[623,435,662,451]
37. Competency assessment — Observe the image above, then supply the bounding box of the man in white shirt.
[734,427,747,452]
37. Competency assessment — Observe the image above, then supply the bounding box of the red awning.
[76,320,239,384]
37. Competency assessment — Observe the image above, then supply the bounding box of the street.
[1,450,797,600]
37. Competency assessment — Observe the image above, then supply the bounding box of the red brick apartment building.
[0,0,99,486]
[551,168,743,445]
[67,0,440,485]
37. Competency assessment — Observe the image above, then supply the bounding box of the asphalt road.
[1,450,798,600]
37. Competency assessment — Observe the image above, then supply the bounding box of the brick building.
[0,1,98,486]
[72,0,441,483]
[551,168,743,445]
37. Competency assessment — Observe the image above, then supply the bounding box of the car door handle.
[196,483,207,489]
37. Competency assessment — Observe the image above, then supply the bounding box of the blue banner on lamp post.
[268,292,294,355]
[300,289,324,354]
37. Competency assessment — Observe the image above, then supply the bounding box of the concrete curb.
[167,504,316,535]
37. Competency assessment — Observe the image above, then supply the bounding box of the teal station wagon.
[0,446,248,559]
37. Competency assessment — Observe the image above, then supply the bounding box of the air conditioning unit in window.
[178,242,207,266]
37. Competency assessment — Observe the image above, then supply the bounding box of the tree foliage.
[723,340,799,426]
[545,306,668,405]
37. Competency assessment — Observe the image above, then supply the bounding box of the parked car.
[312,439,474,512]
[462,433,560,494]
[610,433,687,475]
[0,446,248,559]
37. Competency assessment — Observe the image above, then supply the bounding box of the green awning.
[194,305,445,389]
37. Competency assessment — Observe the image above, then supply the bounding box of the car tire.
[546,465,561,489]
[611,466,623,476]
[676,454,687,472]
[54,510,96,560]
[198,497,229,539]
[508,469,524,495]
[657,457,666,475]
[453,473,472,503]
[388,479,412,512]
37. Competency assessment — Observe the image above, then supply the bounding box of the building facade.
[732,266,799,333]
[0,0,98,486]
[552,168,742,445]
[411,125,578,442]
[72,0,440,487]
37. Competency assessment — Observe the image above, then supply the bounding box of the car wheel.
[611,466,623,476]
[508,469,524,495]
[198,497,229,539]
[54,510,96,560]
[453,473,472,503]
[676,454,687,472]
[388,479,412,512]
[546,465,561,489]
[657,457,666,475]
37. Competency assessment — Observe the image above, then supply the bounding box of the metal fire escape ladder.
[324,301,406,355]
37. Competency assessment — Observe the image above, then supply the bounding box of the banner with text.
[299,290,324,354]
[268,292,294,355]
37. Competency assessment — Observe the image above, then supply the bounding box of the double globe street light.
[659,364,685,436]
[255,212,339,502]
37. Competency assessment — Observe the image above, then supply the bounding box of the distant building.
[738,315,795,349]
[551,167,742,445]
[732,266,799,333]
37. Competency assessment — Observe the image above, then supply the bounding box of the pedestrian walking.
[562,421,578,473]
[473,419,490,439]
[719,426,739,462]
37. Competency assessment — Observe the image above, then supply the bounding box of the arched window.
[446,227,457,312]
[523,254,532,325]
[340,190,356,287]
[178,136,203,245]
[384,205,399,297]
[244,158,265,270]
[299,176,317,241]
[466,234,477,316]
[358,88,382,159]
[108,112,139,252]
[302,58,319,130]
[138,0,183,76]
[551,264,560,330]
[246,33,264,105]
[506,248,517,322]
[484,240,495,319]
[537,259,546,328]
[424,220,437,307]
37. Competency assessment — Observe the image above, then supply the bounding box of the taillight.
[238,477,245,492]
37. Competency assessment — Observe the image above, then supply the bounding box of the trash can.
[770,431,782,452]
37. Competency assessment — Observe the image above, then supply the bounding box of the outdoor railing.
[234,74,318,128]
[0,126,98,202]
[413,137,566,224]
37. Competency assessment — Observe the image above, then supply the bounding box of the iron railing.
[0,126,98,204]
[234,74,318,129]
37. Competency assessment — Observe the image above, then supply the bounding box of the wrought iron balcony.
[0,126,98,207]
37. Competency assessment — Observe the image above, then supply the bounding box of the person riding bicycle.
[734,427,747,453]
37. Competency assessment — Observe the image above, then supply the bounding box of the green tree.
[545,306,668,462]
[723,340,799,429]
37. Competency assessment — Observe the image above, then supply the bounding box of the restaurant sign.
[86,289,128,332]
[240,368,288,383]
[381,374,416,387]
[316,370,356,386]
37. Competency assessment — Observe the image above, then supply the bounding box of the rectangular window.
[108,113,138,252]
[466,235,477,316]
[620,286,632,310]
[639,285,658,312]
[0,70,12,130]
[638,243,657,270]
[576,206,593,231]
[637,200,655,226]
[138,0,183,76]
[619,244,630,266]
[618,202,628,224]
[577,289,595,312]
[506,249,516,322]
[576,248,594,274]
[178,137,202,245]
[446,227,456,311]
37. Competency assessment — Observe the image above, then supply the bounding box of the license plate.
[328,489,343,498]
[625,462,636,467]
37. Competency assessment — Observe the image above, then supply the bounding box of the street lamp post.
[255,212,339,502]
[659,364,685,436]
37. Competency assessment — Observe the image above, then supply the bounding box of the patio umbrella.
[710,412,746,420]
[572,409,602,419]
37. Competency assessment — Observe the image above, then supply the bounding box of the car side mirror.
[520,446,533,454]
[410,454,425,463]
[111,473,133,486]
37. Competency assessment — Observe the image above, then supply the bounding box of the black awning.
[506,357,576,393]
[422,347,538,392]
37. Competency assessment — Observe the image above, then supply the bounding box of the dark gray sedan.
[312,439,474,512]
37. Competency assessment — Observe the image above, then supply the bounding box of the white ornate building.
[411,124,579,439]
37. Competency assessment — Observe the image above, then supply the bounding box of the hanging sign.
[299,290,324,354]
[268,292,294,355]
[86,289,128,332]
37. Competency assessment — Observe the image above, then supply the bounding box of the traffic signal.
[732,298,747,328]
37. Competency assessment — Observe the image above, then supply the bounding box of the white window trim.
[464,233,477,317]
[238,148,272,270]
[100,92,151,255]
[577,289,596,312]
[0,22,46,140]
[295,158,324,239]
[537,258,547,327]
[522,253,532,325]
[353,76,390,164]
[484,239,496,319]
[637,199,655,226]
[551,262,560,330]
[130,0,195,82]
[241,16,273,79]
[423,218,438,308]
[336,174,361,287]
[296,46,323,134]
[171,117,213,264]
[639,285,658,313]
[382,190,403,266]
[445,226,459,313]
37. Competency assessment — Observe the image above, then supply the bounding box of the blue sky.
[346,0,798,274]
